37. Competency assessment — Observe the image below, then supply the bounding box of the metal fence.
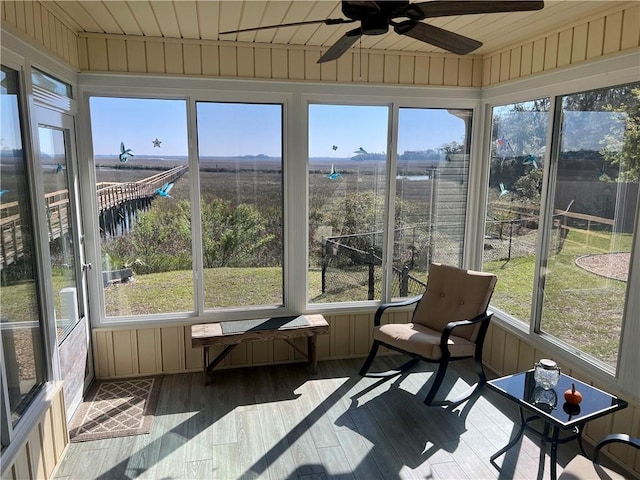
[321,234,427,300]
[483,207,616,264]
[483,216,539,263]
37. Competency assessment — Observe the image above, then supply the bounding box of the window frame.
[479,51,640,400]
[0,37,637,470]
[0,46,75,462]
[305,100,394,306]
[77,50,638,401]
[78,78,481,326]
[301,94,482,310]
[195,100,286,312]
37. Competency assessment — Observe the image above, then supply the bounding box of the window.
[539,83,639,369]
[31,68,72,98]
[483,100,549,323]
[394,107,472,297]
[1,65,47,443]
[38,126,82,343]
[483,84,639,373]
[196,102,284,309]
[89,98,191,317]
[308,104,473,304]
[308,104,389,303]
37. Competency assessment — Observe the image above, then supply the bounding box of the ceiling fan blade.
[395,21,482,55]
[317,28,363,63]
[408,1,544,19]
[220,18,354,35]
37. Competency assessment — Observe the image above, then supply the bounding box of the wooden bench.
[191,314,329,384]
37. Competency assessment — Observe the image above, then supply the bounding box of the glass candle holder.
[534,359,561,390]
[532,386,558,413]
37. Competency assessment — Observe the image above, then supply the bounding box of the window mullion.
[617,205,640,393]
[0,338,14,446]
[531,95,562,334]
[188,96,205,316]
[382,104,399,302]
[287,94,307,313]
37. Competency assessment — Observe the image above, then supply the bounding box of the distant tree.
[600,87,640,182]
[104,200,192,274]
[514,168,543,201]
[398,149,441,161]
[440,140,465,155]
[103,197,275,272]
[201,198,273,268]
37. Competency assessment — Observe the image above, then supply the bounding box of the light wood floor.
[54,357,586,479]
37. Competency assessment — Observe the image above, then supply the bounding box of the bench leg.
[203,344,237,384]
[203,347,209,385]
[308,335,318,374]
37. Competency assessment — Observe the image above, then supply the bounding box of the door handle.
[82,263,92,271]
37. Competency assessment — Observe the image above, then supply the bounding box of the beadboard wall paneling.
[76,34,483,87]
[2,384,68,480]
[1,1,79,69]
[88,311,445,378]
[90,314,640,478]
[482,4,640,86]
[91,314,383,380]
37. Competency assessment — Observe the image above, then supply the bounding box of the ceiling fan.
[219,1,544,63]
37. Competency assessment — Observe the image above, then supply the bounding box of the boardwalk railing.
[96,166,186,213]
[1,166,187,271]
[0,200,25,269]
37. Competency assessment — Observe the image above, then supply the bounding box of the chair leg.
[359,340,381,376]
[424,360,449,405]
[426,355,488,407]
[360,341,420,377]
[474,352,487,386]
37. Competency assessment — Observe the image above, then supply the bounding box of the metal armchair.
[558,434,640,479]
[359,263,497,406]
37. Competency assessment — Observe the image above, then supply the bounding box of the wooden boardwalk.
[54,357,588,480]
[0,166,187,270]
[96,166,186,213]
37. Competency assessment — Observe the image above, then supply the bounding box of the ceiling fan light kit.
[220,1,545,63]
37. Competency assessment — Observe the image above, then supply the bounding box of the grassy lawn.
[2,228,630,367]
[484,229,631,367]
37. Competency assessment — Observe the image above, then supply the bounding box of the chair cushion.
[413,263,497,341]
[558,455,626,480]
[374,322,476,359]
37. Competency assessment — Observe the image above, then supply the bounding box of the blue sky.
[90,97,189,157]
[89,97,466,158]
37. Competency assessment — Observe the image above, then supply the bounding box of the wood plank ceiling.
[43,1,634,56]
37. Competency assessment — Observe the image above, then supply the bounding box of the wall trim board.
[77,70,481,103]
[77,31,481,64]
[481,48,639,104]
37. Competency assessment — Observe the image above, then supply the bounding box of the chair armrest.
[374,295,422,326]
[593,434,640,464]
[440,313,492,357]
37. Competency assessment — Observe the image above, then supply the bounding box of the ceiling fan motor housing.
[342,0,412,35]
[361,14,390,35]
